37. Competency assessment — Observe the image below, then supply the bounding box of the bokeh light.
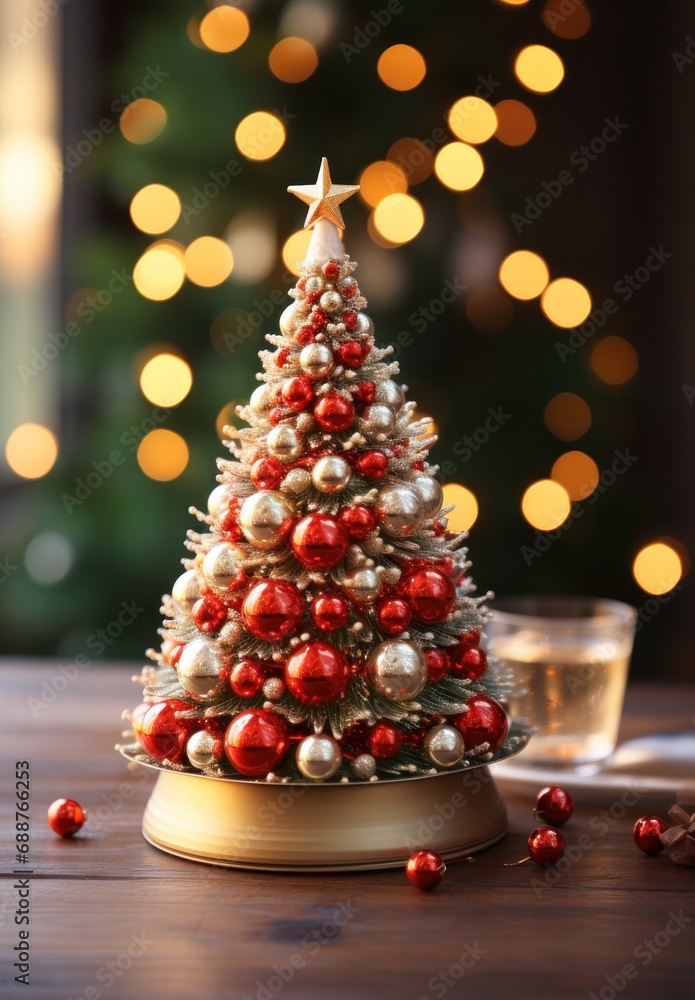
[226,212,276,284]
[521,479,571,531]
[372,193,424,244]
[119,99,167,144]
[235,111,286,161]
[499,0,531,5]
[551,450,599,501]
[466,286,514,334]
[498,250,549,300]
[543,0,592,39]
[133,241,185,301]
[282,229,313,275]
[280,0,337,46]
[199,6,250,53]
[632,542,683,595]
[139,353,193,407]
[359,161,408,207]
[24,533,74,585]
[541,277,592,328]
[269,37,318,83]
[137,430,189,481]
[184,236,234,287]
[442,483,479,531]
[493,99,537,146]
[448,97,498,145]
[434,143,484,192]
[5,423,58,479]
[591,336,639,385]
[387,137,433,185]
[515,45,565,93]
[377,44,426,91]
[129,184,181,235]
[544,392,592,441]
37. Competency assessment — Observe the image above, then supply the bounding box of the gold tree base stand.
[136,760,508,871]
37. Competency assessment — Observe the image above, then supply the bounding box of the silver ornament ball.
[311,455,352,494]
[186,730,221,770]
[360,404,396,438]
[341,566,381,602]
[207,483,236,519]
[299,342,334,379]
[249,383,277,414]
[375,379,405,409]
[239,490,295,548]
[305,275,324,294]
[355,313,374,338]
[320,290,343,314]
[263,677,286,701]
[296,734,342,781]
[202,542,246,588]
[267,424,303,463]
[279,303,299,336]
[367,639,428,703]
[178,638,227,700]
[423,724,465,768]
[171,569,201,615]
[376,484,425,537]
[351,753,376,780]
[282,467,312,494]
[218,620,243,648]
[411,475,444,518]
[338,277,357,296]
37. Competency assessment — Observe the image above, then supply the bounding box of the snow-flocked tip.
[305,218,346,266]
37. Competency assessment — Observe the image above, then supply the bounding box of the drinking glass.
[485,596,637,769]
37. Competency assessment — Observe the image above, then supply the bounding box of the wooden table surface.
[1,661,694,999]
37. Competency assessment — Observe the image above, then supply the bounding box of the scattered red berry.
[47,798,85,838]
[633,815,668,855]
[406,850,446,889]
[528,827,566,865]
[535,786,574,826]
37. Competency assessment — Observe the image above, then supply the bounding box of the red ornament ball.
[400,565,456,624]
[336,339,367,367]
[47,798,85,838]
[276,347,292,366]
[313,392,355,432]
[338,719,371,759]
[367,720,404,759]
[285,641,350,706]
[449,645,488,681]
[310,592,349,632]
[242,579,304,642]
[528,827,566,865]
[341,311,358,331]
[322,261,340,281]
[376,598,412,636]
[338,504,376,540]
[220,505,244,543]
[291,513,349,569]
[251,456,285,491]
[310,307,329,329]
[353,380,376,405]
[140,700,196,763]
[354,450,388,481]
[406,850,446,890]
[281,376,314,411]
[424,648,450,683]
[535,786,575,826]
[458,627,482,648]
[193,594,228,634]
[633,815,668,855]
[224,709,289,778]
[229,659,266,699]
[296,326,315,346]
[451,693,509,753]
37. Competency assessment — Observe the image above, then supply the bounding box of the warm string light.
[139,353,193,407]
[632,543,683,596]
[5,423,58,479]
[137,429,189,481]
[442,484,479,531]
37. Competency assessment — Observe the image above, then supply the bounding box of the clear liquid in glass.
[490,630,631,768]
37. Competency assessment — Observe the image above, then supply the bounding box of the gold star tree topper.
[288,158,359,230]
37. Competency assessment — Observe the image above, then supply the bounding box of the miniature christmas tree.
[125,159,520,784]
